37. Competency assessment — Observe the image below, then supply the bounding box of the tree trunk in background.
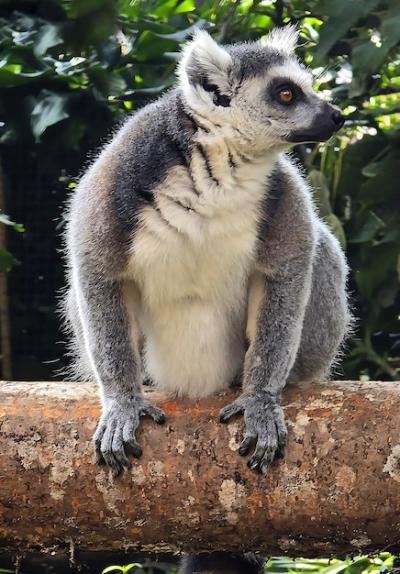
[0,160,12,380]
[0,380,400,557]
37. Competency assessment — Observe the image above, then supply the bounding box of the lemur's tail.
[179,552,264,573]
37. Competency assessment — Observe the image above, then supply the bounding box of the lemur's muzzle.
[288,103,345,143]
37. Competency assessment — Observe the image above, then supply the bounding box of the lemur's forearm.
[72,263,141,401]
[244,256,312,394]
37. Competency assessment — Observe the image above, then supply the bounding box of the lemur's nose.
[331,108,345,130]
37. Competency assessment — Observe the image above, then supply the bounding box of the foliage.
[265,554,395,574]
[0,212,23,271]
[101,561,178,573]
[0,0,399,380]
[100,553,396,574]
[102,563,142,574]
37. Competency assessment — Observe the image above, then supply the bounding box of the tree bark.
[0,380,400,556]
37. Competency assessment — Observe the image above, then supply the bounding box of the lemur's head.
[178,27,344,151]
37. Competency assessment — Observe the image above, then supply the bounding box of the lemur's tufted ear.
[178,30,232,94]
[259,25,299,55]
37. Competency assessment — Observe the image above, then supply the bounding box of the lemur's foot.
[93,396,166,477]
[220,390,287,475]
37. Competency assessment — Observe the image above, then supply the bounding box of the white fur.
[259,25,299,55]
[124,133,279,397]
[69,241,107,401]
[265,61,313,93]
[178,30,233,113]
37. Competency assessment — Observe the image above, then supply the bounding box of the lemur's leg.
[289,227,351,383]
[220,159,316,474]
[180,552,264,574]
[70,264,165,476]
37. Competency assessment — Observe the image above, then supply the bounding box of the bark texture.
[0,380,400,556]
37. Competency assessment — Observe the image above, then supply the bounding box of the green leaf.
[34,23,63,57]
[174,0,196,14]
[0,247,19,272]
[30,90,69,140]
[0,213,24,232]
[101,564,141,574]
[154,19,208,42]
[349,211,385,244]
[0,63,48,87]
[309,169,332,217]
[326,213,347,250]
[355,243,398,297]
[317,0,382,61]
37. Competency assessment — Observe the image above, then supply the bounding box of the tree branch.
[0,380,400,556]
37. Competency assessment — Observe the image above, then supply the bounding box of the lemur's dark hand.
[93,396,166,477]
[220,390,287,475]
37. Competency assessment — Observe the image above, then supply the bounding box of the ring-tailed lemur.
[64,26,350,574]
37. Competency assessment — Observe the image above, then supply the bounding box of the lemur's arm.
[67,140,165,477]
[74,266,164,476]
[220,159,315,474]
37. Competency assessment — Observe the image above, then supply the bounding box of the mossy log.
[0,380,399,556]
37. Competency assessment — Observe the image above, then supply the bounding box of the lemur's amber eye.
[278,88,294,104]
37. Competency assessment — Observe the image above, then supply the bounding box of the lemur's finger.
[219,401,244,423]
[276,430,288,459]
[94,444,106,465]
[102,447,122,477]
[141,403,166,424]
[122,419,142,458]
[93,422,107,465]
[238,434,257,456]
[100,421,123,477]
[248,438,268,472]
[248,418,278,472]
[111,427,132,471]
[260,446,277,475]
[274,409,288,457]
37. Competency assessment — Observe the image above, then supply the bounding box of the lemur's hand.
[93,396,166,477]
[220,390,287,475]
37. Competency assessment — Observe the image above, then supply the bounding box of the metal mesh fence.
[3,143,77,380]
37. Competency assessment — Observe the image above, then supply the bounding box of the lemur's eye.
[278,88,294,104]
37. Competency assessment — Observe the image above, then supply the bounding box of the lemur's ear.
[178,30,232,96]
[260,25,299,55]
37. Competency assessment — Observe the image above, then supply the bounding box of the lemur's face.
[179,27,344,151]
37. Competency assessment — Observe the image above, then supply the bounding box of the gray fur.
[63,24,350,506]
[227,42,285,79]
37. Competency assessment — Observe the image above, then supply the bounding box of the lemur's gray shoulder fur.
[66,90,190,272]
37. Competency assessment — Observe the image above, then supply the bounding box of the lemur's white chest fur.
[125,132,277,397]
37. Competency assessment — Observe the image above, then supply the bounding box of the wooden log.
[0,380,400,557]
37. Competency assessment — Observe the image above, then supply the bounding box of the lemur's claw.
[141,403,166,425]
[93,396,166,477]
[220,390,287,475]
[238,435,256,456]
